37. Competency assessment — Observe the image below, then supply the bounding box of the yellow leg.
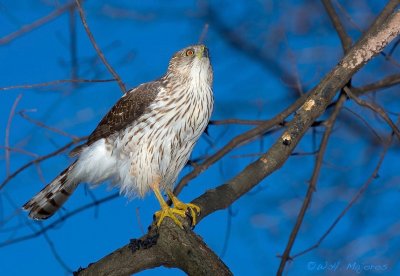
[166,190,201,227]
[151,179,186,228]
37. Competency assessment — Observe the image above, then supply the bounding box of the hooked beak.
[197,45,209,59]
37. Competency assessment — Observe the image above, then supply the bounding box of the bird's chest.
[118,87,212,160]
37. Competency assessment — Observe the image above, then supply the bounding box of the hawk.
[23,44,213,228]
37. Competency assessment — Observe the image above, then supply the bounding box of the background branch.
[75,0,126,93]
[292,119,397,258]
[0,1,77,45]
[345,86,400,139]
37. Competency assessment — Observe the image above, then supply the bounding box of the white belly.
[71,86,213,198]
[114,88,212,197]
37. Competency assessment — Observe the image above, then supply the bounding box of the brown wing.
[69,80,162,157]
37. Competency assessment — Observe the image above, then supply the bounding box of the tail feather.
[23,163,78,220]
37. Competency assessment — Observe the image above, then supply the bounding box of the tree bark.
[76,220,232,276]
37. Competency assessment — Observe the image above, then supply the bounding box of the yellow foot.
[167,190,201,227]
[154,205,186,228]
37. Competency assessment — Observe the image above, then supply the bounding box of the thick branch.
[77,220,231,276]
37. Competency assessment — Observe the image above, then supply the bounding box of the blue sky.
[1,1,400,275]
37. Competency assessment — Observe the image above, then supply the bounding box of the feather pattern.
[23,44,213,219]
[23,163,78,219]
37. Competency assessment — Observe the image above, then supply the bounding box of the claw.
[166,190,201,227]
[154,205,186,228]
[150,180,201,229]
[180,203,200,226]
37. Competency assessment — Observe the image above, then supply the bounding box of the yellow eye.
[185,49,194,56]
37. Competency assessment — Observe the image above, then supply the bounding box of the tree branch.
[0,136,88,190]
[344,86,400,140]
[0,1,76,45]
[353,73,400,95]
[76,220,232,276]
[75,0,126,93]
[204,4,306,96]
[5,94,23,176]
[0,193,119,248]
[0,78,116,91]
[292,118,397,258]
[322,0,352,52]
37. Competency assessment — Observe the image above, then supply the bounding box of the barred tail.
[23,163,78,220]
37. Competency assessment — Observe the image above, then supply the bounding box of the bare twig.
[0,1,76,45]
[332,0,363,32]
[204,5,306,96]
[0,146,38,158]
[277,93,346,275]
[34,163,47,185]
[100,4,155,21]
[285,38,304,95]
[5,94,23,176]
[387,36,400,58]
[75,0,126,93]
[342,107,383,143]
[0,78,116,91]
[0,193,118,248]
[69,5,78,82]
[344,86,400,140]
[293,119,397,259]
[220,206,234,258]
[322,0,352,52]
[42,229,73,273]
[209,119,267,126]
[0,136,87,190]
[353,73,400,95]
[19,110,80,141]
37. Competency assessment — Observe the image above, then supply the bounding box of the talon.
[150,180,201,229]
[184,204,200,226]
[154,205,186,229]
[166,190,201,227]
[186,209,194,226]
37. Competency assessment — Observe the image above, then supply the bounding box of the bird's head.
[166,44,213,85]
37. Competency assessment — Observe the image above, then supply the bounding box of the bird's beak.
[197,45,208,59]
